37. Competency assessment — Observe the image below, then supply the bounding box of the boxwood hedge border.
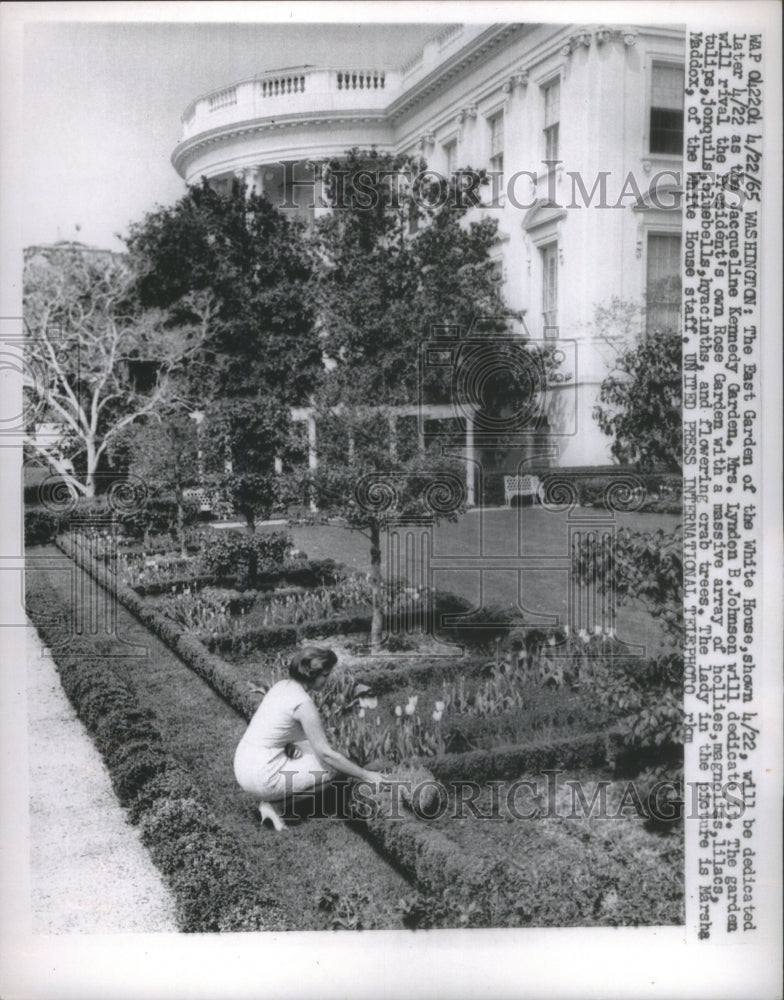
[25,583,287,934]
[55,532,673,926]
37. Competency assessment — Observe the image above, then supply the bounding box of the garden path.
[30,545,410,931]
[27,624,179,933]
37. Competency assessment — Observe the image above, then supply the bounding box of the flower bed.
[56,531,683,928]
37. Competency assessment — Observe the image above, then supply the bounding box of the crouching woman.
[234,646,386,831]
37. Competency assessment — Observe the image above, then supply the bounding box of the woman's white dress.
[233,678,335,800]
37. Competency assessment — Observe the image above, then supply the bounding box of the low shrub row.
[350,652,494,694]
[24,583,287,933]
[482,468,682,514]
[425,732,612,784]
[56,533,681,927]
[56,534,512,923]
[131,558,343,596]
[439,697,610,752]
[203,613,374,657]
[57,534,259,720]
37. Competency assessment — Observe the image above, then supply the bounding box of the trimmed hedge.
[204,613,373,657]
[439,698,610,752]
[350,652,494,694]
[57,534,259,720]
[131,559,344,597]
[56,532,680,927]
[425,732,612,784]
[24,583,286,933]
[25,506,66,546]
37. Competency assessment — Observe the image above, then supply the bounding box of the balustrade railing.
[258,74,307,98]
[208,86,238,112]
[335,69,386,91]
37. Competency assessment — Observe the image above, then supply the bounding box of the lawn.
[285,506,681,657]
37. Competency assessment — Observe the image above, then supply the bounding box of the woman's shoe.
[259,801,287,832]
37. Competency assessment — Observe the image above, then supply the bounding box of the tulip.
[434,700,445,713]
[394,705,402,717]
[405,703,415,716]
[432,709,443,722]
[358,708,365,719]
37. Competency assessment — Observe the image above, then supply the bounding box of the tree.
[297,382,467,647]
[296,151,528,645]
[125,179,322,528]
[313,150,508,403]
[23,245,211,496]
[120,412,201,555]
[592,298,682,473]
[200,396,289,534]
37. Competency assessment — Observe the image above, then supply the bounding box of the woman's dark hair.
[289,646,337,684]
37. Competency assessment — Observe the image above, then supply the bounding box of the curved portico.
[172,66,399,222]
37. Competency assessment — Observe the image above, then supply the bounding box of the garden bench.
[503,475,541,508]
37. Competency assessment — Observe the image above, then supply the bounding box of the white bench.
[183,487,218,513]
[504,475,541,507]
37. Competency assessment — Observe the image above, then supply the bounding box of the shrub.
[586,655,684,751]
[199,530,293,587]
[25,578,285,933]
[24,506,64,546]
[427,731,611,784]
[431,592,519,650]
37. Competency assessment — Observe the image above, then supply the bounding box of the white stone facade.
[172,23,685,470]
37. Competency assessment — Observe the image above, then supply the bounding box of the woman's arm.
[294,699,386,784]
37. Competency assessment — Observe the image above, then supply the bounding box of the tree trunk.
[369,520,383,647]
[85,440,97,497]
[176,488,186,558]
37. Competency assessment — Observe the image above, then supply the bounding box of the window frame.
[541,75,561,166]
[645,56,686,157]
[486,107,505,173]
[540,241,560,339]
[644,229,682,333]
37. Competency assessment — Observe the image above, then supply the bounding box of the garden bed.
[50,530,684,929]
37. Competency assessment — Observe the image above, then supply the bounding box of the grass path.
[28,546,410,931]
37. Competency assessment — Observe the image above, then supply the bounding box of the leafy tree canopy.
[593,299,682,473]
[125,178,322,405]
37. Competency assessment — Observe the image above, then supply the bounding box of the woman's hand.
[361,770,389,786]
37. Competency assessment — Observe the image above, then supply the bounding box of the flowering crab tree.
[23,245,212,497]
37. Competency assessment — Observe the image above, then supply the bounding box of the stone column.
[465,413,476,507]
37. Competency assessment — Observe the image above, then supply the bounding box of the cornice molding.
[385,23,534,120]
[172,109,392,174]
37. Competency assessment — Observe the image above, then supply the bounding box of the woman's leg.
[258,801,287,832]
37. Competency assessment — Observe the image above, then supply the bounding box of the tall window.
[650,64,685,154]
[541,243,559,338]
[443,138,457,178]
[543,79,560,163]
[646,233,682,332]
[488,112,504,171]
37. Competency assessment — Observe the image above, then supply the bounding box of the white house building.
[172,22,685,474]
